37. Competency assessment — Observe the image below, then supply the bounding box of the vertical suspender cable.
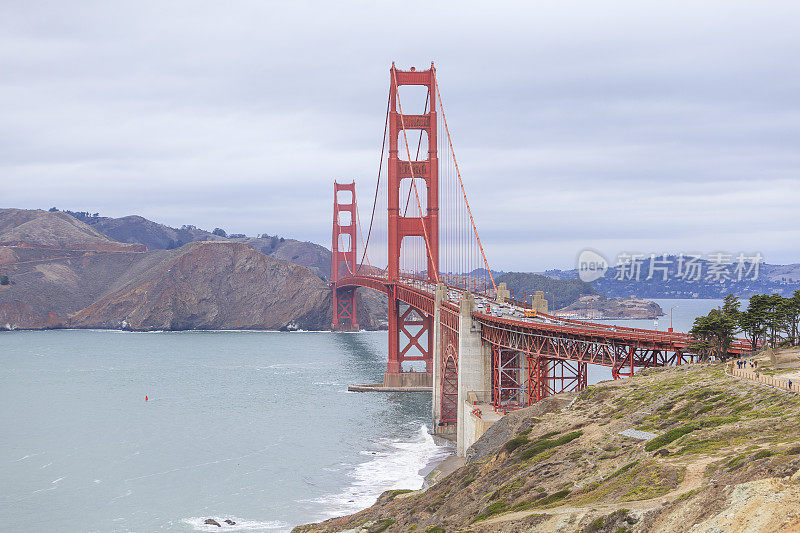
[434,72,496,293]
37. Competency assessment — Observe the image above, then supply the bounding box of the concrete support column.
[496,282,511,303]
[456,293,489,456]
[532,290,548,313]
[432,283,446,430]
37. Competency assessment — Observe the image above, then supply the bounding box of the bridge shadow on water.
[332,331,433,415]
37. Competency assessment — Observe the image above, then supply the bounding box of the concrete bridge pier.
[456,293,493,456]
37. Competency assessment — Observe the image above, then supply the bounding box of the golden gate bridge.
[329,63,750,455]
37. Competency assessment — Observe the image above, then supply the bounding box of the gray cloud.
[1,1,798,270]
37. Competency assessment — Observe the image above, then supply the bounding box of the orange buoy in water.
[145,395,148,401]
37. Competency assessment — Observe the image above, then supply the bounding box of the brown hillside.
[70,241,378,331]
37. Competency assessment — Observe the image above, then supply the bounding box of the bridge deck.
[333,274,750,363]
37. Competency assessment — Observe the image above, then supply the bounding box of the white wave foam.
[182,516,288,531]
[14,452,44,462]
[309,424,452,518]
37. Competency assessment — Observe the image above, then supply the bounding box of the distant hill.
[495,272,596,309]
[82,214,227,250]
[0,209,142,251]
[59,210,332,280]
[541,256,800,298]
[0,208,379,331]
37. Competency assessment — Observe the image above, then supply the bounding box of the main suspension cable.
[354,92,391,275]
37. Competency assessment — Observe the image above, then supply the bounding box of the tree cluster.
[690,290,800,360]
[689,295,739,361]
[737,291,800,349]
[63,210,100,221]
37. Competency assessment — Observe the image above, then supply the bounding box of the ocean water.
[594,298,725,333]
[0,330,450,532]
[0,299,722,532]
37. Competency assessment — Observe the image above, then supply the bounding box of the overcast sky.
[2,1,798,270]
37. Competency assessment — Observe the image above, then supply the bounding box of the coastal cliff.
[295,353,800,532]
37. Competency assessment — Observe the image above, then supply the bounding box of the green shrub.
[645,424,698,452]
[726,455,746,470]
[656,400,676,412]
[539,489,570,506]
[700,416,738,427]
[584,509,631,533]
[517,431,583,461]
[473,500,508,522]
[752,450,774,460]
[490,477,525,501]
[369,519,396,533]
[540,430,561,440]
[607,461,639,480]
[378,488,414,503]
[695,405,714,416]
[504,435,529,453]
[586,516,606,532]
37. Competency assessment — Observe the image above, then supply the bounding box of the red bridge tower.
[331,181,359,331]
[385,63,439,385]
